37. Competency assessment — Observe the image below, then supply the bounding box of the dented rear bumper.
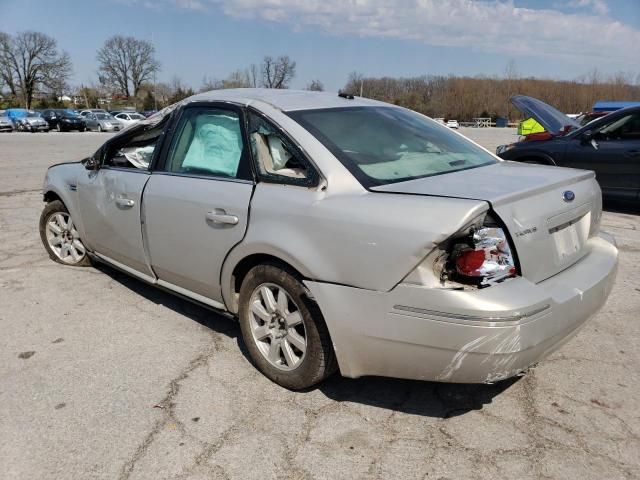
[305,233,618,383]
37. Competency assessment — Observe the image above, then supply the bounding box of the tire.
[56,123,61,132]
[98,125,102,132]
[238,264,337,390]
[39,200,91,267]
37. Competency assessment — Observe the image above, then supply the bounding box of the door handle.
[115,197,135,208]
[205,210,239,225]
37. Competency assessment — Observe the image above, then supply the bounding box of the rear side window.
[247,111,319,187]
[288,106,497,188]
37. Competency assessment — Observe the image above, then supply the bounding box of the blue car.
[6,108,50,132]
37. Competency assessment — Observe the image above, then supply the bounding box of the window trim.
[246,107,323,188]
[153,101,254,182]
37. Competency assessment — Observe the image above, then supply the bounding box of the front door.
[143,104,254,303]
[565,112,640,201]
[77,119,168,279]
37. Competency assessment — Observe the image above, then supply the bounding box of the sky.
[1,0,639,92]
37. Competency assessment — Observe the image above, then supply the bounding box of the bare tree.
[0,31,72,108]
[97,36,160,100]
[0,32,18,98]
[306,79,324,91]
[261,55,296,89]
[248,63,259,88]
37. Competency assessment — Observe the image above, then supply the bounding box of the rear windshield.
[288,106,496,188]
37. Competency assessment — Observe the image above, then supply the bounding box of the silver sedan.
[84,112,123,132]
[39,89,618,389]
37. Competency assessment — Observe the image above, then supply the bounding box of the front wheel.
[39,200,91,266]
[238,264,337,390]
[97,125,102,132]
[56,123,61,132]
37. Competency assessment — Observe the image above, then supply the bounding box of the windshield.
[288,106,497,187]
[96,113,113,120]
[27,112,41,118]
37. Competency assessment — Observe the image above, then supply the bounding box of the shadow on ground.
[96,262,520,419]
[604,199,639,215]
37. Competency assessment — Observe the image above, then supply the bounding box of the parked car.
[79,109,107,117]
[40,89,618,389]
[114,111,145,127]
[446,119,459,129]
[84,112,123,132]
[6,109,49,132]
[141,110,157,118]
[0,115,14,132]
[42,109,86,132]
[497,95,640,202]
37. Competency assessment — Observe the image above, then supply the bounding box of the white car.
[446,119,459,129]
[114,112,145,127]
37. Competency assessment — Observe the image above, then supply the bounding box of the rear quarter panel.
[221,183,488,308]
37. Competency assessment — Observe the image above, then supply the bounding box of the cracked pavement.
[0,130,638,479]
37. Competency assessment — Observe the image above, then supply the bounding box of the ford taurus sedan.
[39,89,618,389]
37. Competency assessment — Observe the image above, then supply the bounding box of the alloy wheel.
[45,212,87,264]
[249,283,307,371]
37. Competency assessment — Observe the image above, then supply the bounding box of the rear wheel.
[238,264,337,390]
[39,200,91,267]
[56,123,62,132]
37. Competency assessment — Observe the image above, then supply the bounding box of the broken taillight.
[402,213,519,290]
[446,224,517,287]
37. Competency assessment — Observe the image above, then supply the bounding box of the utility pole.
[360,80,363,97]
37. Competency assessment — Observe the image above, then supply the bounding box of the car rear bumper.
[305,233,618,383]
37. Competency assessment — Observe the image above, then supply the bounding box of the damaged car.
[39,89,618,389]
[497,95,640,203]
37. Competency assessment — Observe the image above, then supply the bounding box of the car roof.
[186,88,388,112]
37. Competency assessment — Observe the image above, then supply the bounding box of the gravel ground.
[1,129,638,480]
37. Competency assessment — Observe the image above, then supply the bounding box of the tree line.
[344,67,640,121]
[1,30,638,118]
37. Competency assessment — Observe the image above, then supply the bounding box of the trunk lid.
[511,95,580,136]
[373,162,602,283]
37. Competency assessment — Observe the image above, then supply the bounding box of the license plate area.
[550,213,590,264]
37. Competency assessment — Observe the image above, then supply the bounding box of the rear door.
[564,111,640,201]
[143,103,254,303]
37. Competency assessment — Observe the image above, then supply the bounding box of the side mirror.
[84,156,100,170]
[581,131,593,144]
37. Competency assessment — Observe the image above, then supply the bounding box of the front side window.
[164,107,248,179]
[103,116,169,170]
[596,113,640,141]
[288,106,497,188]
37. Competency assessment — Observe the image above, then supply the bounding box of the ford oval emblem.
[563,190,575,203]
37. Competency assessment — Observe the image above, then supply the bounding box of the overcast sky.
[1,0,638,91]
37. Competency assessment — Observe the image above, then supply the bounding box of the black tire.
[56,123,61,132]
[39,200,91,267]
[238,264,337,390]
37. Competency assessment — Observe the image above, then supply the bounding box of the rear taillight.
[446,225,517,287]
[402,213,518,290]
